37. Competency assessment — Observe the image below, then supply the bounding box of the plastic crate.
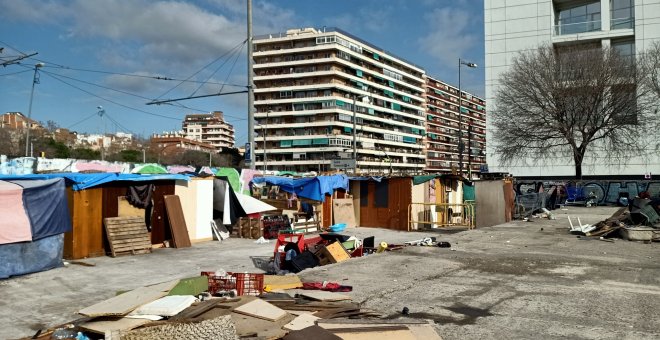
[201,272,264,296]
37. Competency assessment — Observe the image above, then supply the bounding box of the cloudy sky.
[0,0,484,145]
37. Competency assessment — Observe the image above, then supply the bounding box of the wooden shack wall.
[358,178,412,230]
[64,187,104,259]
[63,180,175,259]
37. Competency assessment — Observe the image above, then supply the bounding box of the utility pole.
[24,62,44,157]
[97,106,106,161]
[247,0,255,169]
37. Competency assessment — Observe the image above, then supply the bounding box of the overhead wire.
[67,111,100,130]
[0,39,28,55]
[38,68,248,121]
[155,38,248,100]
[36,68,182,121]
[190,39,246,97]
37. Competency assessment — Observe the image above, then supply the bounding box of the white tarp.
[236,193,277,215]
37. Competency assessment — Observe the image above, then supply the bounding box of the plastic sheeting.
[0,181,32,244]
[0,233,64,279]
[252,175,349,202]
[8,178,72,241]
[0,173,190,191]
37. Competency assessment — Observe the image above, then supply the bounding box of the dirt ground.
[1,206,658,339]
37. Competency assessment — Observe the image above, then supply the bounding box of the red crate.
[201,272,264,296]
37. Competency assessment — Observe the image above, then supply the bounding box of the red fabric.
[302,282,353,292]
[0,181,32,244]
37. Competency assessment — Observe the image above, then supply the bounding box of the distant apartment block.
[485,0,660,176]
[151,132,216,157]
[424,76,486,174]
[1,112,42,130]
[252,27,427,174]
[182,111,235,149]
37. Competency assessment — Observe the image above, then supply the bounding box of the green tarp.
[215,167,240,192]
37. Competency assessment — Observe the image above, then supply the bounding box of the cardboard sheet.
[79,280,179,317]
[332,198,357,228]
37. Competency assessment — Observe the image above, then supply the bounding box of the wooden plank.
[332,198,357,228]
[298,290,352,302]
[78,317,151,335]
[263,275,303,291]
[163,195,192,248]
[284,313,320,331]
[233,298,288,321]
[66,188,104,259]
[79,280,179,317]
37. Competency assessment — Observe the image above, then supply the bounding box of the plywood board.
[233,298,287,321]
[163,195,192,248]
[79,317,151,334]
[264,274,303,291]
[332,199,357,228]
[79,280,179,317]
[318,320,442,340]
[284,313,320,331]
[298,290,352,302]
[130,295,197,317]
[117,196,144,217]
[333,328,417,340]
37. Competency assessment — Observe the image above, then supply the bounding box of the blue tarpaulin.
[8,178,72,241]
[0,234,64,279]
[0,173,190,191]
[252,175,349,201]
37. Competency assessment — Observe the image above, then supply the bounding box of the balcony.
[611,17,634,30]
[553,19,601,36]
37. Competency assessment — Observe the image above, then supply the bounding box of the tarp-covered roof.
[252,174,349,201]
[0,173,190,191]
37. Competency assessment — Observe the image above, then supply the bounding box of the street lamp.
[97,106,106,161]
[24,62,44,157]
[458,58,477,177]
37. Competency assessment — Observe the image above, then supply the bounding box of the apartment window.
[556,2,601,35]
[279,91,293,98]
[611,0,634,29]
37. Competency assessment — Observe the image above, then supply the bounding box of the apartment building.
[182,111,235,149]
[485,0,660,176]
[252,27,427,174]
[424,76,486,174]
[1,112,42,130]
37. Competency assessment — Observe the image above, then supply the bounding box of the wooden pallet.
[104,217,152,257]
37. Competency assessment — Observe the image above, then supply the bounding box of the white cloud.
[418,7,479,67]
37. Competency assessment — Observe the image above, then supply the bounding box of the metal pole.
[209,151,212,167]
[143,149,146,163]
[352,96,357,175]
[247,0,255,169]
[468,124,472,179]
[25,64,42,157]
[458,59,463,176]
[263,110,268,171]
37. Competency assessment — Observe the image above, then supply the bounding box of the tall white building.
[252,28,427,174]
[485,0,660,177]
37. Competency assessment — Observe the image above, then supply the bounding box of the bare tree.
[490,44,659,178]
[643,41,660,99]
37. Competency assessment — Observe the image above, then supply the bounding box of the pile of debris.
[28,271,442,340]
[568,198,660,242]
[271,233,451,274]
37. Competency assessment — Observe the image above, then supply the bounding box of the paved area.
[1,206,658,339]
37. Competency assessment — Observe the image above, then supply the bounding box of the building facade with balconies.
[252,27,427,174]
[485,0,660,176]
[182,111,235,149]
[424,76,486,175]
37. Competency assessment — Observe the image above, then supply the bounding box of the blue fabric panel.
[0,233,64,279]
[0,173,190,190]
[8,178,72,240]
[252,175,350,202]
